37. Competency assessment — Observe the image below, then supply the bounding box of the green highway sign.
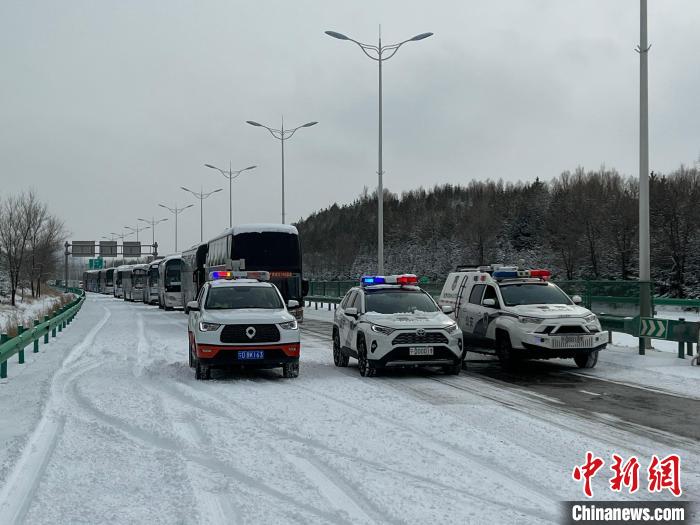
[640,317,668,338]
[88,257,104,270]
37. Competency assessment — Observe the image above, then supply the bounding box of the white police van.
[438,265,606,368]
[186,270,301,380]
[333,274,463,377]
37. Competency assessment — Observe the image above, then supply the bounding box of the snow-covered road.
[0,294,697,524]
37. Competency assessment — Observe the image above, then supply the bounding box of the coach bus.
[181,242,208,311]
[113,264,132,298]
[158,254,183,310]
[124,263,149,302]
[103,268,115,295]
[205,224,308,319]
[83,270,100,292]
[145,260,161,305]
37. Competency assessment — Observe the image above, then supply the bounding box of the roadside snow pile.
[0,293,69,335]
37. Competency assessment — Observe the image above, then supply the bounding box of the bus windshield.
[499,283,572,306]
[205,286,283,310]
[232,232,301,271]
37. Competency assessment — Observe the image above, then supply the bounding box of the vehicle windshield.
[364,289,439,314]
[499,283,572,306]
[205,286,283,310]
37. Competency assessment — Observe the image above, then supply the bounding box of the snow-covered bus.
[205,224,308,320]
[144,260,161,305]
[124,263,149,302]
[83,270,100,292]
[158,255,183,310]
[103,268,115,295]
[113,265,132,298]
[181,242,208,311]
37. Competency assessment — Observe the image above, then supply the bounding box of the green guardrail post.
[17,325,25,364]
[33,319,39,353]
[51,319,57,338]
[677,318,685,359]
[1,334,8,378]
[44,315,50,344]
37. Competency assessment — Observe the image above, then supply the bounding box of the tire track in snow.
[166,378,554,524]
[0,306,111,525]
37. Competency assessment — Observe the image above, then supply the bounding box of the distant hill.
[295,166,700,298]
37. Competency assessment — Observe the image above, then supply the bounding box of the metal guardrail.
[0,288,85,379]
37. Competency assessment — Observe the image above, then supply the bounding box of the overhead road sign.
[100,241,117,257]
[71,241,95,257]
[123,241,142,257]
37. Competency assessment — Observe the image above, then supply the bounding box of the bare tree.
[0,191,38,305]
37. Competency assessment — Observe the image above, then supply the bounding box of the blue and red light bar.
[492,268,551,280]
[361,274,418,286]
[210,270,270,281]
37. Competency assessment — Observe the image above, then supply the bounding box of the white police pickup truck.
[333,274,463,377]
[186,270,300,380]
[438,266,606,368]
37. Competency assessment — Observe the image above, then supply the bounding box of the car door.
[461,284,485,346]
[189,284,207,334]
[473,285,501,350]
[340,291,359,351]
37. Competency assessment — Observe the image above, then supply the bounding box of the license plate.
[563,336,585,347]
[238,350,264,360]
[409,346,434,356]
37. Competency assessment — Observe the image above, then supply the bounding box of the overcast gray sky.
[1,0,698,255]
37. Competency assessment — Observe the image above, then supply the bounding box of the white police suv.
[438,266,606,368]
[187,271,300,380]
[333,274,464,377]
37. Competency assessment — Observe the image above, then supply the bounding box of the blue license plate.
[238,350,264,360]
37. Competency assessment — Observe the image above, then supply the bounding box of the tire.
[195,360,210,380]
[357,338,375,377]
[333,329,349,367]
[496,333,517,369]
[574,350,599,369]
[283,360,300,378]
[443,362,461,375]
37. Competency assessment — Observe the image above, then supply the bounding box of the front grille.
[550,335,596,349]
[220,324,280,344]
[554,325,588,334]
[392,331,448,345]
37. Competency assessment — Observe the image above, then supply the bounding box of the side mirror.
[301,278,309,297]
[287,299,299,309]
[483,298,496,307]
[572,295,583,305]
[186,300,199,312]
[345,307,358,318]
[441,304,454,314]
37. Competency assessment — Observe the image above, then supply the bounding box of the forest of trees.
[0,190,66,305]
[295,165,700,298]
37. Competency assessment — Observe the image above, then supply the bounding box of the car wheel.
[443,362,461,375]
[195,360,210,380]
[574,350,599,369]
[496,333,517,369]
[357,339,375,377]
[333,329,349,367]
[283,361,300,378]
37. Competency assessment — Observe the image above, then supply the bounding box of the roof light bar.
[361,274,418,286]
[210,270,270,281]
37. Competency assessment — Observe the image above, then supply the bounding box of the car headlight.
[519,316,544,324]
[584,314,597,323]
[444,322,458,334]
[199,322,221,332]
[279,319,298,330]
[371,324,394,335]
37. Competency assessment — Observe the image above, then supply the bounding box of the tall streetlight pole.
[204,163,257,228]
[181,186,222,242]
[125,224,150,243]
[138,217,168,246]
[325,28,433,274]
[246,118,317,224]
[637,0,651,355]
[158,203,194,252]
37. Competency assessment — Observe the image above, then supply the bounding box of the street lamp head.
[204,163,218,169]
[325,30,350,40]
[246,120,263,127]
[410,32,434,41]
[213,188,223,193]
[184,204,194,210]
[158,204,168,209]
[180,186,191,192]
[301,121,318,128]
[137,218,147,222]
[245,165,257,170]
